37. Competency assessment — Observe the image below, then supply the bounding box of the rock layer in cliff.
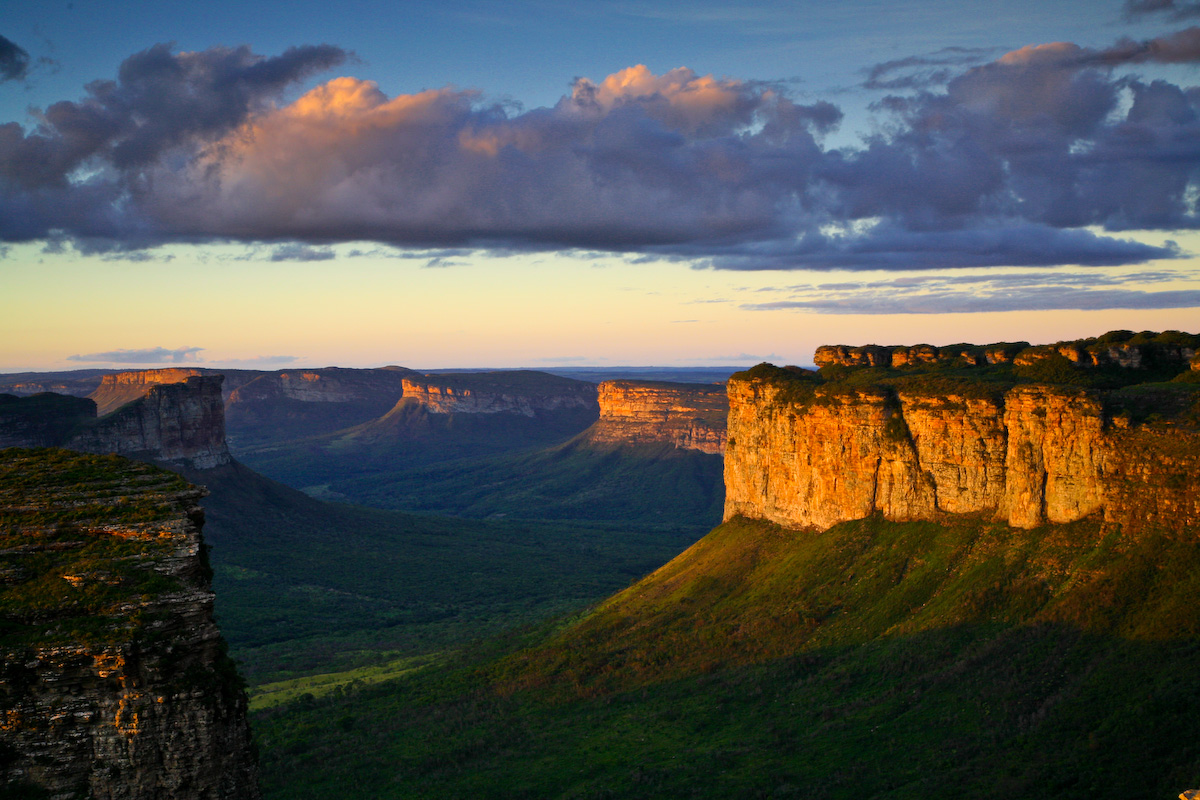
[726,333,1200,533]
[0,376,231,469]
[582,380,727,454]
[0,447,259,800]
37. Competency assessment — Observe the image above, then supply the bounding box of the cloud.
[2,37,1200,272]
[740,270,1200,314]
[268,243,335,261]
[1123,1,1200,20]
[67,346,205,363]
[863,47,996,91]
[0,35,30,82]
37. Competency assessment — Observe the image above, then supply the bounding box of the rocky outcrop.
[89,369,204,416]
[0,448,259,799]
[226,367,413,406]
[724,367,1200,532]
[0,378,230,469]
[583,380,727,454]
[70,376,230,469]
[400,371,599,417]
[814,332,1199,373]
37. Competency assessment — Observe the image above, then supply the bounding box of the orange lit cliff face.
[584,380,727,454]
[89,369,204,415]
[725,344,1200,533]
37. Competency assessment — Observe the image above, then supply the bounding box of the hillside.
[317,379,727,527]
[248,329,1200,799]
[176,459,700,684]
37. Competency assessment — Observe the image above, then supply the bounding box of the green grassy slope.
[180,461,700,684]
[323,436,725,528]
[251,514,1200,799]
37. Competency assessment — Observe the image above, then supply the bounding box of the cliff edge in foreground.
[0,448,259,799]
[726,331,1200,532]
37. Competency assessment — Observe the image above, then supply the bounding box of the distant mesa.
[583,379,727,454]
[399,371,599,417]
[89,367,204,415]
[0,375,230,469]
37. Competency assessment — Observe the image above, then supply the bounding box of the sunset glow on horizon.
[3,1,1200,372]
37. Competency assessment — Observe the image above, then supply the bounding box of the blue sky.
[2,0,1199,371]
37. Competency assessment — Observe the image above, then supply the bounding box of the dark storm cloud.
[0,35,31,82]
[0,42,347,189]
[1124,1,1200,20]
[1,36,1198,272]
[67,346,204,363]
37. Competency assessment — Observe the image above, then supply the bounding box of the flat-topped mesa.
[399,371,599,417]
[814,331,1199,372]
[71,375,231,468]
[226,367,413,405]
[90,368,204,415]
[584,380,728,454]
[0,449,259,799]
[0,376,231,469]
[724,356,1200,533]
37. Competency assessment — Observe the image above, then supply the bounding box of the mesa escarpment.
[814,330,1197,372]
[90,368,205,415]
[726,331,1200,532]
[0,448,259,799]
[398,371,599,416]
[0,376,230,468]
[583,380,727,454]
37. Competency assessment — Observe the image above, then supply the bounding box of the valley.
[2,329,1199,799]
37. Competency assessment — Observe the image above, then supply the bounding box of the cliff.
[399,371,599,417]
[725,344,1200,532]
[0,448,259,799]
[223,367,416,448]
[583,380,727,454]
[89,369,205,416]
[0,377,230,469]
[814,330,1199,374]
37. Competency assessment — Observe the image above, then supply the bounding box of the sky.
[3,0,1200,371]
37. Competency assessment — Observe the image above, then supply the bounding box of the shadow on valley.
[181,461,700,685]
[250,514,1200,799]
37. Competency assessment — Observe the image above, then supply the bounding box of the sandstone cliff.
[399,371,599,417]
[0,448,259,799]
[725,355,1200,532]
[815,331,1198,374]
[0,377,230,469]
[89,369,205,416]
[226,367,413,406]
[69,376,231,469]
[583,380,727,454]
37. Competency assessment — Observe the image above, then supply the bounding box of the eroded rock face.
[724,374,1200,532]
[400,372,599,417]
[813,334,1197,373]
[90,369,204,416]
[0,449,259,799]
[71,376,231,469]
[584,380,727,454]
[0,378,230,469]
[226,367,412,406]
